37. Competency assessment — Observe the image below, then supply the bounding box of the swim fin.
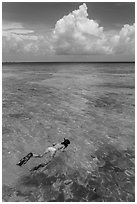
[16,152,33,167]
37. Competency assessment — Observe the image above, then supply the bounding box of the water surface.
[2,62,135,201]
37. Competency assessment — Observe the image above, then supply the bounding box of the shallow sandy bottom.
[2,62,135,201]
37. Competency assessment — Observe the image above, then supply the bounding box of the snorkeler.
[33,138,70,159]
[16,138,70,171]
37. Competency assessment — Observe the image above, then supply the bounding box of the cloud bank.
[2,3,135,58]
[2,22,52,55]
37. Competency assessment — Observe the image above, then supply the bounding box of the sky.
[2,2,135,62]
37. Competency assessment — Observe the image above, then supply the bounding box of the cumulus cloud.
[52,3,135,56]
[52,3,110,55]
[110,23,135,55]
[2,4,135,57]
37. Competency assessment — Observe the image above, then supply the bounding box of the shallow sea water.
[2,62,135,201]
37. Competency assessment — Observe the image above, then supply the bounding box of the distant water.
[3,62,135,202]
[2,62,135,73]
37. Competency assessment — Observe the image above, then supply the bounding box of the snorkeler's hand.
[61,147,66,152]
[52,143,56,146]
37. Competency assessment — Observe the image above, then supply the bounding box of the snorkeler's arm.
[61,145,66,152]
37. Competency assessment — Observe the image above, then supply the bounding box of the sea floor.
[2,63,135,202]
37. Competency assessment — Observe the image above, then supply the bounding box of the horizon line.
[2,61,135,63]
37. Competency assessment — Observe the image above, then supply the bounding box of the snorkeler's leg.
[33,149,49,158]
[38,151,56,173]
[30,163,46,172]
[51,150,57,160]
